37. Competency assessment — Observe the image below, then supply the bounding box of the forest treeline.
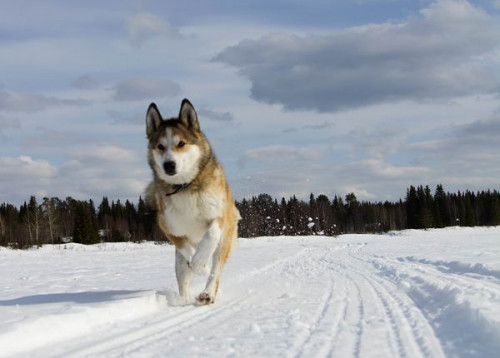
[1,184,499,248]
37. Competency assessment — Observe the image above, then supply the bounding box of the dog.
[145,99,240,305]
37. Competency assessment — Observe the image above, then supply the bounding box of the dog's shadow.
[0,288,202,308]
[0,290,146,306]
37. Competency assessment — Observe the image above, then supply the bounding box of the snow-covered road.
[1,227,499,357]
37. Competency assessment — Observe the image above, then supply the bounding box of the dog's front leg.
[196,244,223,305]
[190,220,221,276]
[175,248,194,303]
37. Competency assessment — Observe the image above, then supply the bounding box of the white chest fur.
[162,190,224,244]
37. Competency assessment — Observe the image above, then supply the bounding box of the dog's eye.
[178,141,186,148]
[157,144,165,151]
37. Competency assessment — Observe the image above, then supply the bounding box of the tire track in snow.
[286,279,335,358]
[318,246,400,358]
[288,276,352,358]
[364,274,438,358]
[232,247,312,283]
[3,232,499,357]
[286,245,391,358]
[352,279,365,358]
[57,246,324,358]
[301,248,366,358]
[363,253,500,357]
[361,275,404,357]
[370,274,447,358]
[119,296,249,357]
[59,295,248,358]
[323,244,444,358]
[347,247,446,358]
[242,244,355,358]
[322,276,350,358]
[339,267,400,358]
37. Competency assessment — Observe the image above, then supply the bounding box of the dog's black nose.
[163,161,176,175]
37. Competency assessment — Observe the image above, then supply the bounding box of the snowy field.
[1,227,499,358]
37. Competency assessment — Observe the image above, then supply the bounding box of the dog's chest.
[162,191,223,242]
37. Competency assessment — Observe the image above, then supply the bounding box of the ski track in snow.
[0,227,499,357]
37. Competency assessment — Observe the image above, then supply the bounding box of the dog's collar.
[165,182,191,197]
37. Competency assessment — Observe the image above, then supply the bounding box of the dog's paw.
[196,292,214,305]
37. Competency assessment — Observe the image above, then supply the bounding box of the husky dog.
[145,99,240,305]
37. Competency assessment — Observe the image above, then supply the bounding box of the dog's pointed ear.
[178,99,200,131]
[146,103,162,138]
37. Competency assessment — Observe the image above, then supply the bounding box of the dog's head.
[146,99,208,185]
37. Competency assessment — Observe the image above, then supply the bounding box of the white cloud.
[22,127,90,148]
[345,159,432,180]
[1,1,499,205]
[0,156,58,202]
[0,90,87,112]
[126,12,182,47]
[342,126,406,159]
[0,146,150,205]
[239,145,324,167]
[69,145,140,163]
[215,0,500,112]
[71,75,103,90]
[406,117,500,174]
[0,117,20,137]
[112,78,181,101]
[198,108,235,122]
[59,145,150,201]
[338,186,377,201]
[0,156,57,179]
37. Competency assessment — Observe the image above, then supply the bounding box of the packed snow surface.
[1,227,499,357]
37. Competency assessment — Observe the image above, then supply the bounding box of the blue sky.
[1,0,499,205]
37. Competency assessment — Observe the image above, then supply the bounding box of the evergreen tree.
[331,195,345,233]
[419,185,434,229]
[488,190,500,225]
[3,184,500,247]
[406,186,419,229]
[316,194,331,234]
[137,196,153,240]
[98,197,112,240]
[464,191,476,227]
[73,201,100,244]
[433,184,448,228]
[345,192,361,232]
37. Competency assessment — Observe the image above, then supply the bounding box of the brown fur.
[145,99,240,305]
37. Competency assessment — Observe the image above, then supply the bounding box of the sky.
[1,0,500,206]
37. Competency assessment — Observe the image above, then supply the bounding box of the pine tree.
[316,194,331,234]
[98,197,112,240]
[464,191,476,227]
[345,193,360,232]
[137,196,153,240]
[331,195,345,233]
[433,184,449,228]
[73,201,100,244]
[406,186,418,229]
[492,191,500,225]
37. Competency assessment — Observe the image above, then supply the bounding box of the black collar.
[165,182,191,197]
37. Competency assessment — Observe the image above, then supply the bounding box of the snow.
[1,227,499,357]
